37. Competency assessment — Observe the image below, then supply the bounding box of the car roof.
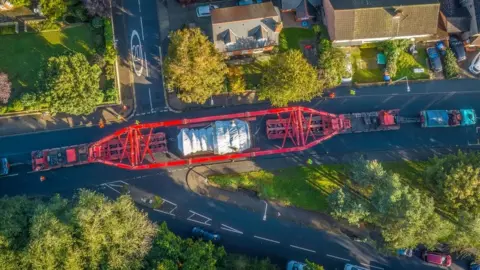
[426,253,446,264]
[198,5,210,13]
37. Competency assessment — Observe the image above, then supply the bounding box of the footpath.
[185,146,479,238]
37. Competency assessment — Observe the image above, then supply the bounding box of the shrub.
[0,73,12,104]
[381,40,409,77]
[279,32,288,51]
[227,67,246,94]
[74,6,88,22]
[91,16,103,29]
[9,0,31,6]
[20,92,38,108]
[0,106,7,114]
[103,87,117,103]
[105,64,115,80]
[91,53,106,68]
[0,24,16,35]
[312,24,321,35]
[10,99,24,112]
[444,49,459,79]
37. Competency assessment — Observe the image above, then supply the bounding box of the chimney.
[393,10,403,19]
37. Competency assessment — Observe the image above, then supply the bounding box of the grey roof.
[440,0,471,33]
[281,0,320,10]
[331,0,440,10]
[475,0,480,31]
[211,3,281,52]
[329,2,440,41]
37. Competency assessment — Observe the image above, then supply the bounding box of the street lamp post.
[392,76,410,92]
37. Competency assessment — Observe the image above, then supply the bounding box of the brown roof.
[211,2,278,24]
[331,3,440,41]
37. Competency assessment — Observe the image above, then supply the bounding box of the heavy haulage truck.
[29,106,476,172]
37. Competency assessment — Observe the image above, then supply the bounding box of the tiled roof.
[331,0,440,10]
[331,3,440,40]
[211,2,278,24]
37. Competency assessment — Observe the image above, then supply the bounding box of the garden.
[0,0,117,115]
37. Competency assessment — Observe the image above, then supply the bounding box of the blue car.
[427,47,443,73]
[192,227,221,243]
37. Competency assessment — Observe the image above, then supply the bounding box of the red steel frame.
[89,106,350,170]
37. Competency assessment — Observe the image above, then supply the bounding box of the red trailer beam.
[87,106,347,170]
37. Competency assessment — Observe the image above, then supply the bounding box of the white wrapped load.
[177,120,251,156]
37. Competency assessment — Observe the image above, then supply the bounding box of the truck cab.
[0,157,9,176]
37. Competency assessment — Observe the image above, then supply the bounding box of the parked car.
[422,251,452,267]
[471,263,480,270]
[196,5,218,17]
[397,248,413,257]
[344,264,368,270]
[449,36,467,61]
[286,260,305,270]
[469,52,480,75]
[427,47,443,73]
[191,227,221,243]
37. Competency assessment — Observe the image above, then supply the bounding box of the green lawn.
[279,28,316,51]
[351,48,384,83]
[210,164,346,212]
[209,161,426,213]
[393,51,430,80]
[0,25,95,94]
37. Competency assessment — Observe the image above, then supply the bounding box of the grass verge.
[209,161,428,213]
[0,24,94,91]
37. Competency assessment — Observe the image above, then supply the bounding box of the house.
[211,2,283,56]
[322,0,442,47]
[281,0,319,21]
[439,0,471,35]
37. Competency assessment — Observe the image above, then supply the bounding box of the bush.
[227,67,246,94]
[103,87,117,103]
[279,32,288,52]
[0,24,16,35]
[9,0,32,6]
[0,106,7,114]
[312,24,321,35]
[20,92,38,109]
[91,16,103,29]
[91,53,106,68]
[74,6,88,22]
[105,64,115,80]
[9,99,24,112]
[444,49,459,79]
[381,40,409,77]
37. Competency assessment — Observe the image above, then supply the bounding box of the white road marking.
[187,210,212,226]
[26,171,40,174]
[361,263,384,270]
[104,180,129,185]
[220,224,243,234]
[0,173,19,178]
[144,52,149,76]
[148,88,153,112]
[290,245,316,253]
[326,254,350,262]
[140,16,145,40]
[130,30,144,76]
[262,200,267,221]
[153,208,175,216]
[137,0,141,12]
[102,184,121,194]
[253,235,280,244]
[9,162,24,166]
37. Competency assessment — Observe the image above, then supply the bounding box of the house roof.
[439,0,471,33]
[211,3,281,52]
[475,0,480,31]
[331,0,440,10]
[281,0,320,10]
[330,2,440,41]
[211,2,278,24]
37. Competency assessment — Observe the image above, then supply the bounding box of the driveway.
[459,49,480,78]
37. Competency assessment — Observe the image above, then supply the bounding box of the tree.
[227,66,247,94]
[350,157,386,187]
[164,28,227,104]
[39,0,67,21]
[328,188,370,225]
[425,151,480,214]
[8,0,31,7]
[305,260,324,270]
[318,39,347,88]
[444,49,459,79]
[71,190,156,270]
[259,50,321,107]
[38,53,103,115]
[381,40,409,77]
[0,72,11,104]
[81,0,111,17]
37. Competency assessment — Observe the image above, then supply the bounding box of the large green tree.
[328,188,370,225]
[318,39,347,88]
[38,53,103,115]
[425,151,480,214]
[164,28,227,104]
[39,0,67,21]
[259,50,321,107]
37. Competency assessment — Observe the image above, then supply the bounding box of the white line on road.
[140,16,145,40]
[290,245,316,253]
[187,210,212,226]
[361,263,384,270]
[220,224,243,234]
[253,235,280,244]
[137,0,141,12]
[0,173,19,178]
[148,88,153,112]
[102,184,121,194]
[10,162,24,166]
[262,200,268,221]
[153,208,175,216]
[144,52,149,76]
[326,254,350,262]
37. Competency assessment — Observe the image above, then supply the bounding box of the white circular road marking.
[130,30,144,77]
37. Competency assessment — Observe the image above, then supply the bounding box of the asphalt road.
[1,81,480,269]
[116,0,167,116]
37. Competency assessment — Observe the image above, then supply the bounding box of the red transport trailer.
[31,106,400,172]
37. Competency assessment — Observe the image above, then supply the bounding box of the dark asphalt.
[1,81,480,269]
